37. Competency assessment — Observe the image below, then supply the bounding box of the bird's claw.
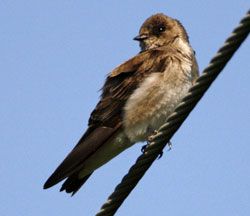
[157,141,172,159]
[142,137,172,159]
[158,151,163,159]
[141,144,163,159]
[141,130,158,154]
[141,144,148,153]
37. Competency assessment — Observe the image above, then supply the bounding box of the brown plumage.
[44,13,199,195]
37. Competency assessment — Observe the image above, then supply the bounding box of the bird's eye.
[158,26,166,32]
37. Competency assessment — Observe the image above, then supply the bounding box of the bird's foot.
[141,144,148,153]
[141,144,163,159]
[147,130,158,142]
[157,141,172,159]
[158,151,163,159]
[142,131,172,159]
[141,130,158,153]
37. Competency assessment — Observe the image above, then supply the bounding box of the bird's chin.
[139,42,160,51]
[139,42,147,51]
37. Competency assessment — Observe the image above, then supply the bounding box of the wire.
[96,10,250,216]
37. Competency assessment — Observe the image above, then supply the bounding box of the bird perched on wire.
[43,13,199,195]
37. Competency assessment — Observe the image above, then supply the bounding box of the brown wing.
[87,48,172,127]
[43,48,171,194]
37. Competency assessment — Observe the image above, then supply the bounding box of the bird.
[43,13,199,195]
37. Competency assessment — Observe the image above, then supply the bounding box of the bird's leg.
[141,129,158,154]
[147,129,158,142]
[158,140,172,160]
[141,144,147,153]
[157,140,172,159]
[142,130,172,158]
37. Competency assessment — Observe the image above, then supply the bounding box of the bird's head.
[134,13,189,51]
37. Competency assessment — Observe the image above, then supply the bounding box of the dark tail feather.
[60,172,93,196]
[43,127,119,191]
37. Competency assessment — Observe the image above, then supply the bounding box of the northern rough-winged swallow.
[44,13,199,195]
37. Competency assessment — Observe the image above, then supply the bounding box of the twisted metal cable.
[96,10,250,216]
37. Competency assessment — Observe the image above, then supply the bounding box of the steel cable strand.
[96,10,250,216]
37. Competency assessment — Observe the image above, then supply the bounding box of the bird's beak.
[133,34,148,41]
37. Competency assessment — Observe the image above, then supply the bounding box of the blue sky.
[0,1,249,216]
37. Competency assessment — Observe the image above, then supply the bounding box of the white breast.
[123,57,193,143]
